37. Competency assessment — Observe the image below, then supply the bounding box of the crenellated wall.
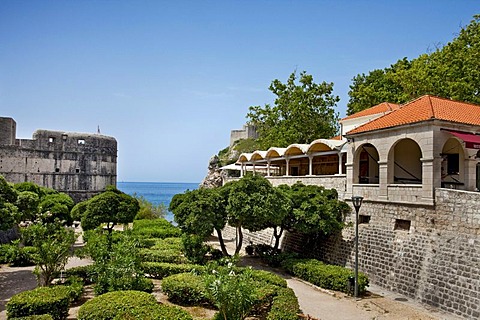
[0,118,117,202]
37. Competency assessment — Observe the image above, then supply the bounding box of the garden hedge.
[6,286,71,320]
[281,258,369,295]
[77,290,192,320]
[266,287,299,320]
[138,248,187,264]
[141,262,204,279]
[161,273,209,306]
[132,219,181,239]
[9,315,54,320]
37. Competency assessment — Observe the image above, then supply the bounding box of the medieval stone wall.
[0,118,117,202]
[279,188,479,319]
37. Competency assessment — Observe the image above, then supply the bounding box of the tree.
[38,193,74,225]
[279,182,350,236]
[0,202,18,231]
[23,222,76,286]
[76,186,139,241]
[15,191,40,222]
[226,174,290,254]
[0,175,17,204]
[134,195,166,220]
[247,71,340,149]
[170,187,229,256]
[347,15,480,114]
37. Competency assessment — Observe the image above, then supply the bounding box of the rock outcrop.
[200,155,224,188]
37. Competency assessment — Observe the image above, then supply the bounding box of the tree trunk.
[215,228,230,256]
[235,226,243,255]
[273,227,284,251]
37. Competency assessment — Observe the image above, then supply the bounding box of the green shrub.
[77,290,155,320]
[138,248,187,264]
[6,286,71,320]
[59,276,84,302]
[181,234,210,264]
[77,290,193,320]
[0,242,36,267]
[64,265,96,284]
[161,273,208,305]
[132,219,181,239]
[266,287,299,320]
[249,269,287,288]
[9,315,54,320]
[282,258,369,295]
[141,261,204,279]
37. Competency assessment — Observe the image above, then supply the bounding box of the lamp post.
[351,195,363,298]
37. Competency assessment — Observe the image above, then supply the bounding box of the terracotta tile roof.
[346,95,480,135]
[341,102,400,121]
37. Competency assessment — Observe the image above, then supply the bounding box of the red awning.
[446,130,480,149]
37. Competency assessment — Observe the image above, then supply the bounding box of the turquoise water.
[117,181,199,222]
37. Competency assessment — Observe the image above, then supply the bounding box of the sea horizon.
[117,181,199,222]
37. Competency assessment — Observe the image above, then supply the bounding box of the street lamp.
[351,195,363,298]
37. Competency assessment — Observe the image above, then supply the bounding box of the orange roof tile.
[346,95,480,135]
[341,102,400,121]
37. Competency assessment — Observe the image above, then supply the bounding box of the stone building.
[230,95,480,319]
[0,117,117,202]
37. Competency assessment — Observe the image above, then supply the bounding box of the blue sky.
[0,1,478,183]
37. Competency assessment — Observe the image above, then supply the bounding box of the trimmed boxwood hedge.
[6,286,71,320]
[281,258,369,295]
[161,273,209,306]
[138,248,187,264]
[132,219,181,239]
[77,290,192,320]
[64,265,96,284]
[9,315,54,320]
[141,262,204,279]
[266,287,299,320]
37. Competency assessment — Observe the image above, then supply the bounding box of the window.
[78,139,85,145]
[394,219,411,231]
[55,168,60,173]
[447,154,459,175]
[48,137,55,143]
[76,168,80,173]
[359,215,371,224]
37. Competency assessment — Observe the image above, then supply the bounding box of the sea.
[117,181,199,222]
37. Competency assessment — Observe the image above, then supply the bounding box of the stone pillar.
[464,157,478,191]
[285,158,290,176]
[308,155,313,176]
[338,153,343,175]
[240,163,244,177]
[267,160,271,177]
[345,162,354,199]
[378,160,388,200]
[421,157,436,200]
[252,162,256,174]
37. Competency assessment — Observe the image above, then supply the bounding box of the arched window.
[441,138,465,188]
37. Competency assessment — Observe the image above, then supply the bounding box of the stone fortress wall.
[0,117,117,202]
[222,184,480,320]
[229,124,258,147]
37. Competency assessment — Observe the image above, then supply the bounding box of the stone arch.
[388,138,423,184]
[354,143,380,184]
[441,137,466,188]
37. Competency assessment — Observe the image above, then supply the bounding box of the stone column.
[267,160,271,177]
[338,153,344,175]
[285,157,290,176]
[464,157,478,191]
[308,155,313,176]
[421,157,436,201]
[240,163,244,177]
[378,160,388,200]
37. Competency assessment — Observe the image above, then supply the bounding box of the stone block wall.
[281,188,480,319]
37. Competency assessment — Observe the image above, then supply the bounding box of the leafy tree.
[0,202,18,231]
[0,175,17,204]
[38,193,74,225]
[247,71,339,149]
[170,187,229,256]
[347,15,480,114]
[23,222,76,286]
[77,186,139,247]
[279,182,350,236]
[226,174,290,254]
[15,191,40,222]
